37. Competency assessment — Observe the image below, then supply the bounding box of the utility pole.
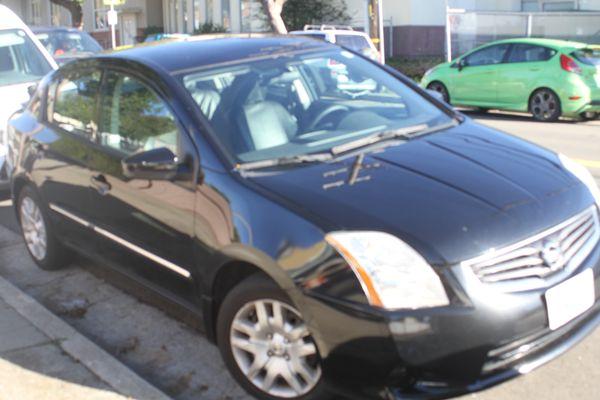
[368,0,385,63]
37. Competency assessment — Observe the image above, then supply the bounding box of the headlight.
[325,231,449,310]
[559,154,600,206]
[424,66,438,77]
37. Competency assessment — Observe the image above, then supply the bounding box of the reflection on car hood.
[249,120,593,265]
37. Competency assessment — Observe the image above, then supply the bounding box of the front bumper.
[305,241,600,400]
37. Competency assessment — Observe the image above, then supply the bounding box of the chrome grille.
[463,206,600,290]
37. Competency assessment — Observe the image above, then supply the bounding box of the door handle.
[91,174,111,195]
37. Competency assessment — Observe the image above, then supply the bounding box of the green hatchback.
[421,38,600,122]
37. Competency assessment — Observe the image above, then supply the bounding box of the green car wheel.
[529,89,562,122]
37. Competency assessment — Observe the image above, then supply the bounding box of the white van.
[0,5,56,189]
[289,25,382,63]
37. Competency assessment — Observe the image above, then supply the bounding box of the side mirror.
[457,59,467,71]
[427,89,446,103]
[122,147,182,181]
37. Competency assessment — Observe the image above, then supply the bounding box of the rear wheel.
[427,81,450,103]
[529,89,561,122]
[17,185,70,270]
[217,275,330,400]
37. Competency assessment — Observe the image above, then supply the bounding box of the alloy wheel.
[230,299,321,398]
[20,196,47,261]
[428,82,449,103]
[531,90,559,121]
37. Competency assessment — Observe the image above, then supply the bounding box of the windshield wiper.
[236,152,333,172]
[331,120,458,155]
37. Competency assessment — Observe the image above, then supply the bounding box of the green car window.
[465,44,510,67]
[508,44,556,63]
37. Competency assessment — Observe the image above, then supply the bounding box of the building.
[0,0,163,47]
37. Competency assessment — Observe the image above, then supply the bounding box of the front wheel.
[427,82,450,103]
[529,89,561,122]
[217,275,330,400]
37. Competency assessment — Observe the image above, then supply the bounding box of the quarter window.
[100,71,179,155]
[464,44,510,67]
[508,44,556,63]
[51,70,101,138]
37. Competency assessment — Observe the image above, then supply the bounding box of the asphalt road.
[0,112,599,400]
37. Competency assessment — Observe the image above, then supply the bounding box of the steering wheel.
[306,105,350,131]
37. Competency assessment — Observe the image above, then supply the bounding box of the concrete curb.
[0,274,173,400]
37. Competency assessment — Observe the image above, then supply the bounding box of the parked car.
[289,25,381,62]
[9,36,600,400]
[32,27,103,65]
[144,33,190,43]
[0,5,57,191]
[422,38,600,122]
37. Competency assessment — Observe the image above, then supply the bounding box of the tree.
[282,0,352,32]
[49,0,84,29]
[261,0,288,34]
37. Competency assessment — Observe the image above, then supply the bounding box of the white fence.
[448,11,600,59]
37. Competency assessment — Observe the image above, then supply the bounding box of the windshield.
[573,48,600,67]
[36,30,102,57]
[182,49,452,164]
[0,29,53,87]
[336,35,371,52]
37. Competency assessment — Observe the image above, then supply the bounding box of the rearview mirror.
[27,84,37,98]
[122,147,181,181]
[457,58,467,71]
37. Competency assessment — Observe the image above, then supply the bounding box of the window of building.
[194,0,203,31]
[207,0,214,23]
[241,0,269,32]
[522,0,540,11]
[30,0,42,26]
[543,1,576,10]
[222,0,231,31]
[94,0,109,30]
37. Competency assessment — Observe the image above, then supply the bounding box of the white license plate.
[545,269,595,331]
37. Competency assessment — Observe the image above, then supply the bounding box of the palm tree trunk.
[261,0,288,34]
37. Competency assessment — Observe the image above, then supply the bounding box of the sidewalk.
[0,241,172,400]
[0,296,127,400]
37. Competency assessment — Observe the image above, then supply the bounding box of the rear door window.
[508,44,556,63]
[99,71,179,155]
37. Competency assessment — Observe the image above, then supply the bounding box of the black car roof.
[99,35,335,75]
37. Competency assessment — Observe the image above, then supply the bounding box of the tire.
[217,275,331,400]
[529,89,562,122]
[427,81,450,103]
[17,185,70,271]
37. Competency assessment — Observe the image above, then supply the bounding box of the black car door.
[85,68,198,306]
[36,68,100,251]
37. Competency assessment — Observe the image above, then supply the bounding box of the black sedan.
[7,36,600,400]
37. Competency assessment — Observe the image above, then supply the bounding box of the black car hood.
[249,121,593,265]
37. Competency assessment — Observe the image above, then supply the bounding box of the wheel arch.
[204,257,295,344]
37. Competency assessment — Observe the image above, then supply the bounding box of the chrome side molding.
[49,203,192,279]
